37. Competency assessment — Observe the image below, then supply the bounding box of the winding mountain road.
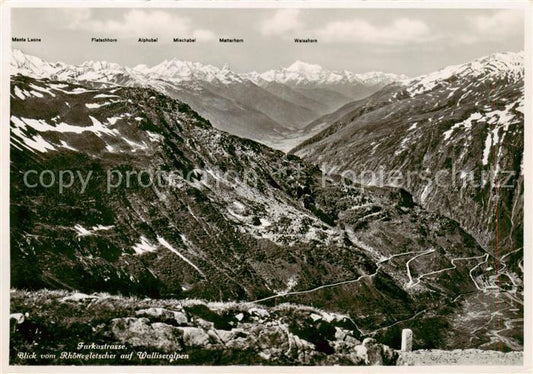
[253,248,436,303]
[408,253,489,289]
[253,248,491,303]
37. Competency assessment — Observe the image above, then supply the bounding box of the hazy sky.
[11,8,525,76]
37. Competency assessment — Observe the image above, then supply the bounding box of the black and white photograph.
[1,1,530,370]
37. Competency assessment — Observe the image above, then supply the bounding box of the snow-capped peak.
[404,51,524,96]
[257,61,339,86]
[11,49,136,81]
[132,58,243,84]
[11,49,66,78]
[356,71,409,86]
[11,50,405,89]
[286,60,324,73]
[253,61,405,88]
[80,60,125,72]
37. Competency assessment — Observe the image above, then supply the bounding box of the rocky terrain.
[10,290,522,366]
[10,289,398,365]
[10,73,516,355]
[291,52,525,355]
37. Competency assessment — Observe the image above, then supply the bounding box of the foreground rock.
[10,289,398,365]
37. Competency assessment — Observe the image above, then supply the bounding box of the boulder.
[206,329,224,345]
[136,307,172,319]
[248,307,269,319]
[214,329,236,343]
[110,317,182,352]
[135,307,188,325]
[195,318,214,330]
[173,311,188,325]
[333,327,361,354]
[255,325,289,359]
[178,327,210,347]
[351,338,398,365]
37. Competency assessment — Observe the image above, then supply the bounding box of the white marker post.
[401,329,413,352]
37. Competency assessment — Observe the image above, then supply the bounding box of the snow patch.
[74,224,114,237]
[132,236,158,255]
[29,90,44,98]
[107,116,123,125]
[420,183,432,204]
[157,236,205,277]
[443,112,482,141]
[123,137,148,152]
[86,102,114,109]
[11,115,120,138]
[10,118,57,153]
[146,131,163,143]
[94,93,120,99]
[14,86,27,100]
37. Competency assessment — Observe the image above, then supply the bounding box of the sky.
[11,8,525,76]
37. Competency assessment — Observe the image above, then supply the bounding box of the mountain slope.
[11,51,288,139]
[292,51,524,281]
[10,74,519,350]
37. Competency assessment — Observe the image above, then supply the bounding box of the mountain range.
[11,50,405,151]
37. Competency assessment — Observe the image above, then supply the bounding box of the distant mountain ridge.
[244,60,405,88]
[11,50,405,150]
[244,61,406,113]
[12,50,405,89]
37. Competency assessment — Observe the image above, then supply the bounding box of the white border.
[0,1,12,374]
[0,1,531,374]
